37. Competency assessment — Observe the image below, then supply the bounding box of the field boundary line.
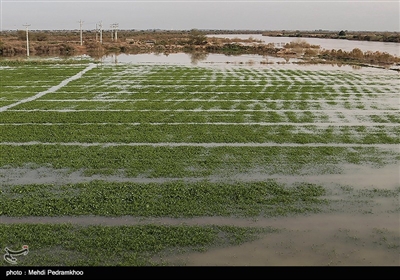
[0,63,97,112]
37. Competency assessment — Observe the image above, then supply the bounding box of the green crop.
[0,223,274,266]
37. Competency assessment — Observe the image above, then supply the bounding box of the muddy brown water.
[1,163,398,190]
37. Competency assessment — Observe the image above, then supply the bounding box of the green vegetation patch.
[0,223,273,266]
[1,124,399,144]
[1,180,327,217]
[1,146,397,177]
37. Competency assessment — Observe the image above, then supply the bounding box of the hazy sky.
[1,0,399,32]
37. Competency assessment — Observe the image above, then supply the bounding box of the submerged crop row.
[0,180,327,217]
[36,92,398,108]
[42,84,397,96]
[8,99,397,111]
[2,109,399,124]
[1,60,399,267]
[1,145,397,177]
[0,223,273,266]
[0,110,330,123]
[1,124,399,144]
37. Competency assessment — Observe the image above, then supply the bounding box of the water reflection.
[189,52,209,65]
[207,34,400,57]
[2,51,396,73]
[98,52,297,66]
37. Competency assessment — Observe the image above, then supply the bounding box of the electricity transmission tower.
[78,20,84,45]
[22,24,31,57]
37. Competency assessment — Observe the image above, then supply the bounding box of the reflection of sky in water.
[97,34,399,72]
[97,53,392,73]
[207,34,400,57]
[101,53,286,65]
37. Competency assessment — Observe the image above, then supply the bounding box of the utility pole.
[110,23,118,42]
[95,23,98,42]
[23,24,30,57]
[110,24,114,41]
[114,23,118,42]
[78,20,84,45]
[99,21,103,44]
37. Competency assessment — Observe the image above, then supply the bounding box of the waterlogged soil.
[1,62,399,266]
[2,214,399,266]
[0,164,400,190]
[1,163,399,266]
[164,213,400,266]
[1,163,398,190]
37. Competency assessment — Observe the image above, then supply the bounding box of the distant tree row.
[17,30,48,41]
[319,48,400,64]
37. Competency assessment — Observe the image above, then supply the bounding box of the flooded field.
[208,34,400,57]
[0,59,399,266]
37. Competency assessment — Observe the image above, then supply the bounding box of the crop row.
[0,110,330,123]
[2,110,399,124]
[5,98,397,110]
[40,89,397,101]
[0,65,88,85]
[9,99,396,111]
[3,100,325,111]
[1,146,397,177]
[1,180,327,217]
[89,65,390,82]
[0,223,270,266]
[1,124,398,144]
[46,82,396,95]
[101,66,396,79]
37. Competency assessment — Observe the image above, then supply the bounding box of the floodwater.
[98,52,399,73]
[1,161,399,266]
[99,52,296,65]
[1,48,399,266]
[1,163,398,190]
[207,34,400,57]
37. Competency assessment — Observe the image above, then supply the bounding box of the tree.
[350,48,363,60]
[338,30,346,37]
[188,29,207,45]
